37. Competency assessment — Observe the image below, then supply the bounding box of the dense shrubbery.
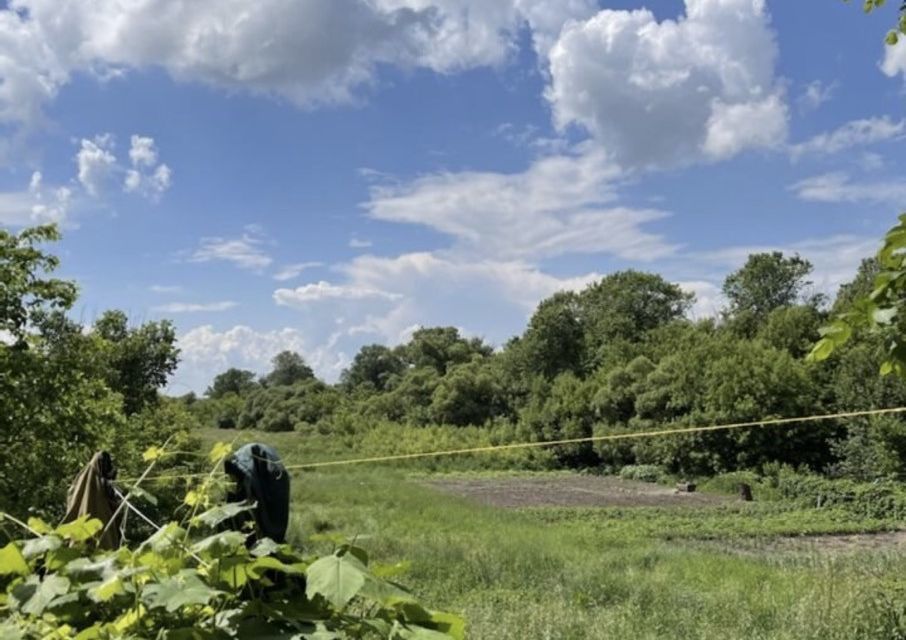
[187,251,906,482]
[0,226,200,521]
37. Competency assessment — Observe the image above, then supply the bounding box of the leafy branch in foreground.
[809,213,906,376]
[847,0,906,44]
[0,443,464,639]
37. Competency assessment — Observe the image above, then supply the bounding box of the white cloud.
[0,171,73,226]
[189,233,273,271]
[150,284,184,294]
[349,237,373,249]
[153,301,237,313]
[790,172,906,206]
[798,80,837,113]
[0,0,599,127]
[273,262,323,281]
[365,149,676,261]
[678,280,725,320]
[76,134,116,196]
[882,38,906,79]
[545,0,787,169]
[274,281,402,305]
[789,116,904,160]
[123,135,172,198]
[128,135,158,167]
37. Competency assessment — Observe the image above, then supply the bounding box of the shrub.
[619,464,665,483]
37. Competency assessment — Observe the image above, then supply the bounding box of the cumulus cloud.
[76,134,116,196]
[365,149,676,260]
[545,0,787,169]
[0,0,598,127]
[189,233,273,271]
[123,135,172,198]
[790,172,906,206]
[349,237,373,249]
[789,116,904,160]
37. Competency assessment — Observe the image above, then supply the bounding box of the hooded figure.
[224,443,290,543]
[62,451,122,549]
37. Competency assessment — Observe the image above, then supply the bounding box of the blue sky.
[1,0,905,392]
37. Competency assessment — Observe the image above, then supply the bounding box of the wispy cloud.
[789,116,904,160]
[153,301,237,313]
[149,285,185,294]
[349,238,373,249]
[189,233,273,271]
[789,172,906,205]
[273,262,323,281]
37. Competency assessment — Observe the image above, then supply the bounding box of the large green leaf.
[305,552,368,609]
[191,501,256,529]
[142,569,221,612]
[56,516,103,543]
[0,543,29,576]
[12,573,70,616]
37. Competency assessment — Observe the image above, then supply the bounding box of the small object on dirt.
[738,482,753,502]
[676,481,697,493]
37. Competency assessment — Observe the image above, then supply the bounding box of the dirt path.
[424,474,730,508]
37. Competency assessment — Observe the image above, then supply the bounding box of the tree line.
[191,250,906,481]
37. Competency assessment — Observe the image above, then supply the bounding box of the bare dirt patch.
[424,474,731,509]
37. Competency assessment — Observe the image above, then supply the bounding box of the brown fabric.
[61,451,122,549]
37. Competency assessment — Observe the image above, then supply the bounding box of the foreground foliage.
[0,443,463,640]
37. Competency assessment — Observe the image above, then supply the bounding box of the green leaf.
[305,552,369,609]
[89,575,125,603]
[807,338,835,363]
[887,30,899,45]
[191,501,256,529]
[12,574,70,616]
[139,522,186,553]
[0,543,29,576]
[191,530,247,554]
[56,516,103,543]
[21,534,61,559]
[142,445,165,462]
[142,569,221,612]
[873,306,898,325]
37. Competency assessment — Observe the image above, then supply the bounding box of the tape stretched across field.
[128,406,906,483]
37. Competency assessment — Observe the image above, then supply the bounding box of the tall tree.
[341,344,405,392]
[94,310,180,415]
[0,225,77,343]
[206,367,258,398]
[722,252,815,327]
[263,350,315,387]
[400,327,492,375]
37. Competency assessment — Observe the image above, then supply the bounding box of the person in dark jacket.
[223,443,290,543]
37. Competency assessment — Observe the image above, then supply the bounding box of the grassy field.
[198,428,906,639]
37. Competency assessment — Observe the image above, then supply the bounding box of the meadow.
[199,428,906,640]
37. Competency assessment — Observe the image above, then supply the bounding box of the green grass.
[199,428,906,639]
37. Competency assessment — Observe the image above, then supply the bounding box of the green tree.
[580,271,693,364]
[94,310,180,415]
[430,360,506,426]
[722,252,815,330]
[0,225,77,343]
[341,344,405,392]
[510,291,585,379]
[400,327,492,375]
[263,350,315,387]
[206,367,258,398]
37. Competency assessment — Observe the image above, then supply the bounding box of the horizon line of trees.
[189,250,906,480]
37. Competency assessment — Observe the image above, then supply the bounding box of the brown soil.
[424,474,730,509]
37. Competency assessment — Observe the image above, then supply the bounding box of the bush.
[619,464,665,483]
